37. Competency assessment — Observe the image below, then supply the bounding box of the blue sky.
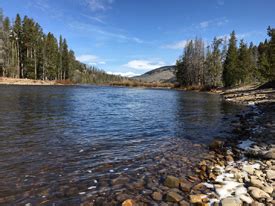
[1,0,275,76]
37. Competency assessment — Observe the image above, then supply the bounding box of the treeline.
[176,28,275,88]
[0,9,124,83]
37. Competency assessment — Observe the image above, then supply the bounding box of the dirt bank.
[0,77,63,85]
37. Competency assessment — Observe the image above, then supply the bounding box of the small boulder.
[243,165,254,175]
[166,191,183,202]
[221,197,242,206]
[179,200,190,206]
[263,150,275,160]
[189,194,208,204]
[122,199,135,206]
[248,187,270,200]
[266,169,275,180]
[151,191,162,201]
[209,139,224,151]
[164,176,180,188]
[239,194,253,204]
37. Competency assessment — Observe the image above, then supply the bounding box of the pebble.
[151,191,162,201]
[221,197,242,206]
[164,176,180,188]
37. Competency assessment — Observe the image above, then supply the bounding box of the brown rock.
[122,199,135,206]
[164,176,180,188]
[179,180,192,192]
[189,194,208,204]
[209,140,224,151]
[226,155,234,162]
[166,191,183,202]
[179,200,190,206]
[151,191,162,201]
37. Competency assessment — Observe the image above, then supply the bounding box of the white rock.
[248,186,270,200]
[243,165,254,175]
[235,186,247,195]
[238,194,253,204]
[266,169,275,180]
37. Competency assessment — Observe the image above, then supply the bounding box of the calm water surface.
[0,85,243,205]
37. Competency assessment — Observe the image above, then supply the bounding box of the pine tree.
[223,31,238,87]
[267,26,275,80]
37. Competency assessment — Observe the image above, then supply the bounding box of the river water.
[0,85,243,205]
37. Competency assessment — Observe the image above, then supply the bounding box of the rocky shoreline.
[116,103,274,206]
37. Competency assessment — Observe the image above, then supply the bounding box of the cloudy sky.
[2,0,275,76]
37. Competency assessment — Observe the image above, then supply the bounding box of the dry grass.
[0,77,62,85]
[109,80,176,88]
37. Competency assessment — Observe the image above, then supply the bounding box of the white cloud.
[107,71,140,77]
[162,40,188,50]
[85,0,114,11]
[198,17,228,29]
[200,21,209,28]
[123,60,165,71]
[76,54,106,65]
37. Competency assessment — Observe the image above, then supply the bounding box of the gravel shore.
[115,103,274,206]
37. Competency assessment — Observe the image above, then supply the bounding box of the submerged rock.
[151,191,162,201]
[122,199,135,206]
[165,191,183,202]
[164,176,180,188]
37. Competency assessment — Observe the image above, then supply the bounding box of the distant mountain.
[133,65,176,83]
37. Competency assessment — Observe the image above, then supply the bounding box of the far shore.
[0,77,68,85]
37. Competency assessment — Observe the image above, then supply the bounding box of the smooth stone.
[189,194,208,204]
[180,181,192,192]
[239,194,253,204]
[164,176,180,188]
[221,197,242,206]
[179,200,190,206]
[262,185,273,194]
[151,191,162,201]
[248,187,270,200]
[122,199,135,206]
[243,165,254,175]
[226,155,234,162]
[263,150,275,159]
[166,191,183,202]
[250,178,265,189]
[266,170,275,180]
[235,186,247,195]
[251,201,265,206]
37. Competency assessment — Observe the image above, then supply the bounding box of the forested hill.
[0,9,125,84]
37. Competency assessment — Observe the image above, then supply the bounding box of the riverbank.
[222,81,275,105]
[0,77,68,85]
[115,103,274,206]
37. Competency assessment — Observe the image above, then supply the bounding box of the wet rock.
[248,186,270,200]
[179,200,190,206]
[112,176,130,186]
[151,192,162,201]
[209,140,224,151]
[226,155,234,162]
[189,194,208,204]
[164,176,180,188]
[116,194,131,202]
[165,191,183,202]
[266,169,275,180]
[221,197,242,206]
[263,150,275,160]
[122,199,135,206]
[179,181,192,192]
